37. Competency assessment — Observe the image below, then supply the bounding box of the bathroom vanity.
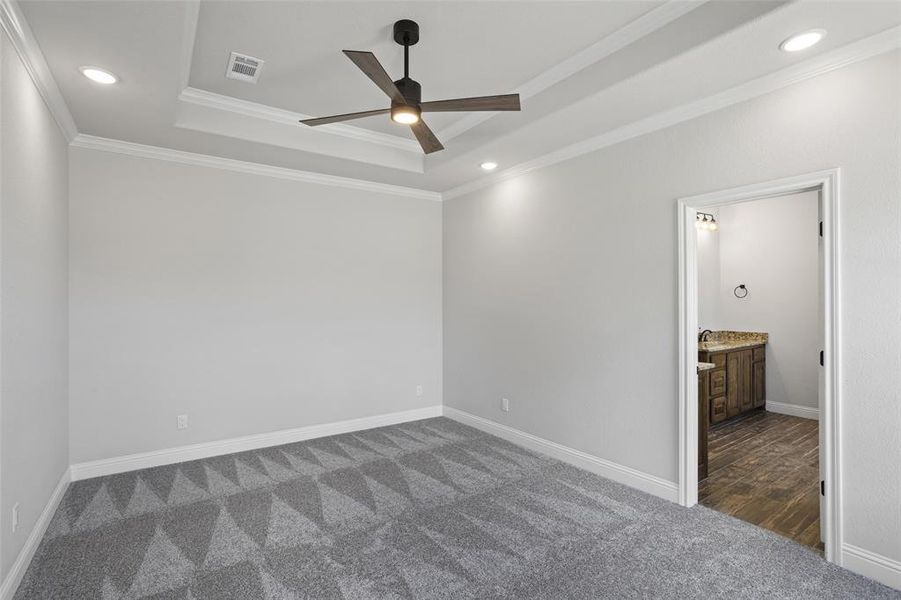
[699,331,767,425]
[697,331,767,480]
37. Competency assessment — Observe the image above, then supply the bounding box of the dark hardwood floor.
[699,409,824,554]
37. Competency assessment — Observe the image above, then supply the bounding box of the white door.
[817,191,826,543]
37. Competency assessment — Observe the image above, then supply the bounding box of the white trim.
[765,402,819,420]
[0,468,70,600]
[676,169,842,564]
[177,1,200,92]
[442,406,679,503]
[0,0,78,141]
[436,0,704,142]
[179,88,421,154]
[70,405,442,481]
[70,134,442,202]
[842,544,901,591]
[442,26,900,200]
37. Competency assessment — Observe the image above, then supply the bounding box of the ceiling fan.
[299,19,521,154]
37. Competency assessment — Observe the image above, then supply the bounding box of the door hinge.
[819,350,824,366]
[821,480,825,496]
[819,221,823,237]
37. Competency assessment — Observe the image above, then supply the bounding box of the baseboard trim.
[442,406,679,503]
[0,468,70,600]
[842,543,901,591]
[69,405,443,481]
[766,401,819,420]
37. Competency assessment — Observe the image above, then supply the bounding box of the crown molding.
[0,0,77,141]
[179,87,421,154]
[71,134,442,201]
[177,0,200,92]
[443,25,901,200]
[436,0,706,142]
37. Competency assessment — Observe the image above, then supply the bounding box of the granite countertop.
[698,362,716,372]
[698,330,768,353]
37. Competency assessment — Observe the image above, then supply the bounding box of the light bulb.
[780,30,826,53]
[80,66,118,84]
[391,105,421,125]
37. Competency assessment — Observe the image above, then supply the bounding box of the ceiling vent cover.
[225,52,264,83]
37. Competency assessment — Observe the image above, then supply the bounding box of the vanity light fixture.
[480,161,498,171]
[696,212,718,231]
[779,29,826,53]
[79,66,118,85]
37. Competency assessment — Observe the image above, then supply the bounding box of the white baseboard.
[442,406,679,503]
[766,401,820,420]
[0,468,70,600]
[70,405,443,481]
[842,543,901,591]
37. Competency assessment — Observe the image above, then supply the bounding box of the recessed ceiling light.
[480,161,498,171]
[79,66,118,85]
[779,29,826,52]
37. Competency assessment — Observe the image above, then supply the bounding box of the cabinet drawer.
[753,346,765,362]
[710,354,726,369]
[710,370,726,396]
[710,396,727,424]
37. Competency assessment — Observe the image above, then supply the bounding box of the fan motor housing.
[393,77,421,106]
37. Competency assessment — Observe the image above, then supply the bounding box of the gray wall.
[0,32,70,578]
[699,191,820,410]
[444,51,900,563]
[68,147,442,464]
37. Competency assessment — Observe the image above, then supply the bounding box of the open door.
[817,191,826,545]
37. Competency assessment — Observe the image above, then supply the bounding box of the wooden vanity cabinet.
[699,344,765,426]
[698,371,709,480]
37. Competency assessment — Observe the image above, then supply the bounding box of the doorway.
[676,170,841,563]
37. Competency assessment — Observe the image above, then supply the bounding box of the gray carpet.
[14,417,898,599]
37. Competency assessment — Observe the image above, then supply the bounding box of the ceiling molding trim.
[436,0,706,142]
[179,87,421,153]
[0,0,78,141]
[177,0,201,91]
[71,134,442,202]
[443,25,901,201]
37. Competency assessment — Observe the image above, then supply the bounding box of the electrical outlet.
[177,414,189,430]
[12,503,19,533]
[501,398,510,412]
[416,385,423,397]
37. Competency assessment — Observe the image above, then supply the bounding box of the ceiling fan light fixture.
[391,104,421,125]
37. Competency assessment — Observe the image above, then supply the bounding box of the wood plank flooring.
[699,409,824,553]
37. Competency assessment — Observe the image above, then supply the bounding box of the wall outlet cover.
[177,414,189,430]
[416,385,424,397]
[501,398,510,412]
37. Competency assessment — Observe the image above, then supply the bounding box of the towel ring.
[734,284,748,299]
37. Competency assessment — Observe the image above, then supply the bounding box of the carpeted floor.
[14,417,898,599]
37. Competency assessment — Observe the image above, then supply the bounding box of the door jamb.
[676,169,842,563]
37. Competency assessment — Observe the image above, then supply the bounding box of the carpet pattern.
[14,417,899,599]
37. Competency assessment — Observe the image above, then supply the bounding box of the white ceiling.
[16,1,901,194]
[189,1,661,136]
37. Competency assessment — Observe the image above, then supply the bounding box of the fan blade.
[410,120,444,154]
[420,94,520,112]
[342,50,404,103]
[300,108,389,126]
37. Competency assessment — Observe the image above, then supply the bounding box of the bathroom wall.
[699,191,820,411]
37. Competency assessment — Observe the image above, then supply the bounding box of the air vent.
[225,52,264,83]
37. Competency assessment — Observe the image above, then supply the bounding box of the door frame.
[676,169,842,563]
